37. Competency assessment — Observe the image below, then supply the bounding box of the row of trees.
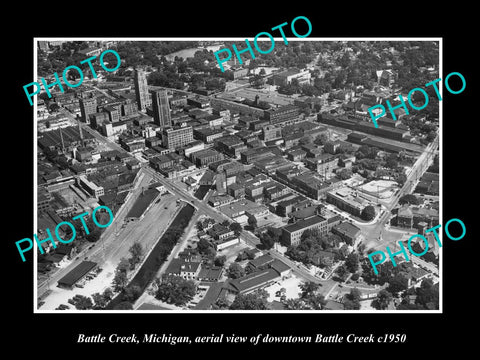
[213,281,328,310]
[67,287,116,310]
[112,242,144,292]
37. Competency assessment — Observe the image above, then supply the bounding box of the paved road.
[37,168,154,296]
[142,166,332,284]
[361,134,439,251]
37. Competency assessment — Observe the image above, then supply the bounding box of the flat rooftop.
[57,261,97,287]
[283,215,327,233]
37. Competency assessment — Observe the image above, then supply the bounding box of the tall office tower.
[152,89,172,128]
[134,68,152,111]
[79,98,97,123]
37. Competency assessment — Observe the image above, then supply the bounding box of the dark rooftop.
[283,215,327,233]
[57,261,97,287]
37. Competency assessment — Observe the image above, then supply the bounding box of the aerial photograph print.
[32,38,443,313]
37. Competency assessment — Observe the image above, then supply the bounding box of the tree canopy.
[155,275,196,306]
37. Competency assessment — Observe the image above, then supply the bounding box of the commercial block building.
[240,147,273,164]
[281,215,330,246]
[272,68,311,86]
[262,125,282,142]
[324,140,342,155]
[304,154,339,175]
[187,96,210,109]
[215,135,248,158]
[78,175,104,198]
[331,222,362,245]
[134,68,152,111]
[89,112,109,129]
[229,268,281,295]
[119,135,145,153]
[290,171,336,201]
[181,140,205,158]
[151,89,172,128]
[193,127,225,143]
[264,105,300,126]
[102,121,127,138]
[162,125,193,150]
[79,98,97,123]
[326,187,369,217]
[190,148,224,167]
[104,105,120,123]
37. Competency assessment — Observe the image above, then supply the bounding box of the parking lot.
[263,275,304,302]
[39,260,117,311]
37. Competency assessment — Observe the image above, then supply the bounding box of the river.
[165,45,223,61]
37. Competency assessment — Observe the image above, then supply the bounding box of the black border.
[7,6,476,354]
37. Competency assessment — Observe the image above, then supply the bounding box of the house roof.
[289,206,317,220]
[230,268,280,293]
[270,259,291,274]
[249,254,274,268]
[283,215,327,234]
[180,262,201,273]
[164,258,184,275]
[333,221,361,238]
[198,266,223,280]
[325,300,345,310]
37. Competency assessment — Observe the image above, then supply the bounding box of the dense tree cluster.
[259,227,283,250]
[227,263,245,279]
[361,206,376,221]
[197,238,216,261]
[397,278,439,310]
[398,194,421,206]
[343,288,362,310]
[155,275,196,306]
[286,229,343,266]
[361,258,434,304]
[345,253,360,273]
[372,289,393,310]
[128,242,143,270]
[229,289,269,310]
[115,41,196,68]
[296,282,327,310]
[73,295,93,310]
[112,257,130,292]
[91,288,114,309]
